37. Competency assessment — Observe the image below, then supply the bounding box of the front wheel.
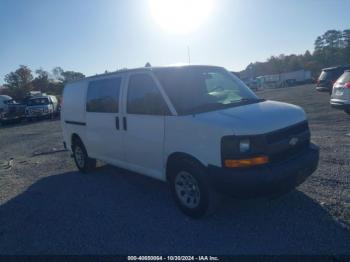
[169,159,220,218]
[72,140,96,173]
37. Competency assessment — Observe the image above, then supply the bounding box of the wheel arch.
[165,152,206,182]
[71,133,83,149]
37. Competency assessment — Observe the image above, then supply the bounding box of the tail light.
[345,82,350,88]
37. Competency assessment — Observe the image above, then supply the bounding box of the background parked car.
[0,95,12,112]
[330,70,350,115]
[0,95,26,124]
[316,66,350,94]
[25,95,59,121]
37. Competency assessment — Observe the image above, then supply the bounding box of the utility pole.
[187,46,191,65]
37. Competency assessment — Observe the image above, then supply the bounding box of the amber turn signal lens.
[224,156,269,168]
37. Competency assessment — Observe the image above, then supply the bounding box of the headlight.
[239,139,250,153]
[221,136,266,167]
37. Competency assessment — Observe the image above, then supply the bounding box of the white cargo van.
[61,65,319,217]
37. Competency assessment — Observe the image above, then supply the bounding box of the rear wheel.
[14,118,22,124]
[169,158,220,218]
[72,139,96,173]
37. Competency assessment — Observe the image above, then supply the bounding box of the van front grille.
[269,140,310,163]
[221,121,311,165]
[265,121,311,163]
[266,121,309,144]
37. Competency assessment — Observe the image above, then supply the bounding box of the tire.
[14,118,21,124]
[345,109,350,115]
[169,158,220,218]
[72,139,96,173]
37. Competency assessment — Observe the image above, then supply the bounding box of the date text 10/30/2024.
[127,256,219,261]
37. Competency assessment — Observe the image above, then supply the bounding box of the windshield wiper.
[229,98,265,103]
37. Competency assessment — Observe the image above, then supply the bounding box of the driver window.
[127,74,170,115]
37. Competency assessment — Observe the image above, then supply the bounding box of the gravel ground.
[0,84,350,255]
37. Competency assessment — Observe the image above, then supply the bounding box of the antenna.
[187,46,191,65]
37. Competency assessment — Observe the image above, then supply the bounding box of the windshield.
[27,98,49,106]
[319,71,333,81]
[319,69,344,81]
[336,72,350,84]
[154,67,260,115]
[4,99,17,105]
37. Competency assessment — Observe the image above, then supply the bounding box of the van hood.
[193,100,307,135]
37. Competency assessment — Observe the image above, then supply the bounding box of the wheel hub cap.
[75,146,85,168]
[175,171,201,209]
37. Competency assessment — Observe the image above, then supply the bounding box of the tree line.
[239,29,350,80]
[1,66,85,100]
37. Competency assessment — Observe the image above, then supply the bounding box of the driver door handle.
[115,116,119,130]
[123,117,127,131]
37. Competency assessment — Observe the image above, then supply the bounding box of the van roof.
[68,65,224,84]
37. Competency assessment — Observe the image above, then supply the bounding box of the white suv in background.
[331,70,350,115]
[61,65,319,217]
[26,95,58,120]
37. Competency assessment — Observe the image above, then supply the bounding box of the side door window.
[127,74,169,115]
[87,77,121,113]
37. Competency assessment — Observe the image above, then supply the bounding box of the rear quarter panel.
[61,80,88,151]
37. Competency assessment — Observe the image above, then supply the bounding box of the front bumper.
[26,112,50,118]
[0,113,23,122]
[207,143,319,198]
[330,100,350,110]
[316,86,330,92]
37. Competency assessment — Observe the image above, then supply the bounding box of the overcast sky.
[0,0,349,83]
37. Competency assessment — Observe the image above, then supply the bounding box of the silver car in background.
[331,70,350,115]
